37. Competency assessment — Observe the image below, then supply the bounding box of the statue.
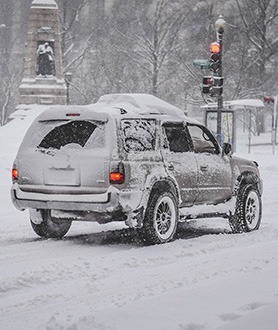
[19,0,67,104]
[36,42,55,76]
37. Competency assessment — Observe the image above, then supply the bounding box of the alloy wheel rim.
[154,196,176,240]
[245,190,260,230]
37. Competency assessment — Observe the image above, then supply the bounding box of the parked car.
[11,94,262,244]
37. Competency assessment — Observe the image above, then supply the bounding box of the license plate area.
[44,163,80,186]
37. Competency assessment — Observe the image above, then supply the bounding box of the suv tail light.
[110,162,125,184]
[12,167,18,182]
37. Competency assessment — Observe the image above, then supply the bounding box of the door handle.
[168,164,174,170]
[200,165,208,171]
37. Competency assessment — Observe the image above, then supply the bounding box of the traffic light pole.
[196,16,226,145]
[216,30,224,145]
[214,16,226,146]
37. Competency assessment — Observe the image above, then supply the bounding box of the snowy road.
[1,109,278,329]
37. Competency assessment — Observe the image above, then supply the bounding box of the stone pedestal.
[19,0,67,105]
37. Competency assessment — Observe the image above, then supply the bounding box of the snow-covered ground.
[1,105,278,330]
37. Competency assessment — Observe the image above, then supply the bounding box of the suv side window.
[163,123,190,153]
[187,124,219,154]
[121,119,156,152]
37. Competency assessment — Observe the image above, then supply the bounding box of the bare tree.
[111,0,189,97]
[231,0,278,96]
[1,74,15,126]
[0,2,25,126]
[56,0,107,103]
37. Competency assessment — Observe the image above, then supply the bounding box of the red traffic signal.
[210,42,221,53]
[210,42,221,73]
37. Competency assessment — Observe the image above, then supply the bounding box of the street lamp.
[64,72,72,105]
[214,16,226,145]
[215,16,226,35]
[0,24,9,61]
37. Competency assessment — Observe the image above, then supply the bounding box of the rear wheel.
[229,184,262,233]
[138,191,178,245]
[30,209,72,238]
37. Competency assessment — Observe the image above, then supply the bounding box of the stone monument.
[19,0,67,105]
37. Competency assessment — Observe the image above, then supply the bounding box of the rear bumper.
[11,183,143,224]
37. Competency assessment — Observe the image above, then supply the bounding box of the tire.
[138,191,178,245]
[30,209,72,238]
[229,184,262,233]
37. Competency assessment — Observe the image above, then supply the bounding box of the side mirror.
[222,142,232,156]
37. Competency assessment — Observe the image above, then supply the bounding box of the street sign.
[193,59,211,69]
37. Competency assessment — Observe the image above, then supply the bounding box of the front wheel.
[138,191,178,245]
[30,209,72,238]
[229,184,262,233]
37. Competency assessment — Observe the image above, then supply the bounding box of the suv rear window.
[121,119,156,152]
[38,120,104,150]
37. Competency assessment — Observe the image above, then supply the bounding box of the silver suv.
[11,94,262,244]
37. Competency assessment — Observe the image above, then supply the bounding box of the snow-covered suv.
[11,94,262,244]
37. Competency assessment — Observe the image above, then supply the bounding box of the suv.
[11,94,262,244]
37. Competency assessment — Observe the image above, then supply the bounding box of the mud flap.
[29,209,44,224]
[125,206,144,228]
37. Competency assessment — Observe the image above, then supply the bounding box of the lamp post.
[215,16,226,145]
[0,24,8,52]
[64,72,72,105]
[0,23,9,70]
[0,23,10,126]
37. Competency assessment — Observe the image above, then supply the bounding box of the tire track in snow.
[1,231,277,329]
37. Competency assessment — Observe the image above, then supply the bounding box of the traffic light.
[210,76,224,96]
[202,76,212,94]
[202,76,223,96]
[210,42,221,73]
[263,96,274,104]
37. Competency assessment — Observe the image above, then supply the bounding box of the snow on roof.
[202,99,265,110]
[96,93,186,118]
[35,105,109,122]
[13,94,201,125]
[31,0,58,9]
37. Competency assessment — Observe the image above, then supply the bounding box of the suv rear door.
[162,122,198,207]
[18,118,110,194]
